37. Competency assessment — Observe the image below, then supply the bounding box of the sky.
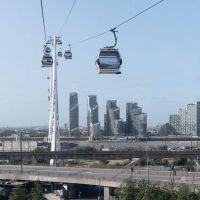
[0,0,200,128]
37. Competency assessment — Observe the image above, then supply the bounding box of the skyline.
[1,92,199,130]
[0,0,200,127]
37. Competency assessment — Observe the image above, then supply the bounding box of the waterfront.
[0,138,198,152]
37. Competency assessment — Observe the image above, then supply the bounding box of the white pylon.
[46,36,61,166]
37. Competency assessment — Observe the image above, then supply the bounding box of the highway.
[0,165,199,188]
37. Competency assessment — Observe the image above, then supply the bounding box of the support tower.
[44,36,62,165]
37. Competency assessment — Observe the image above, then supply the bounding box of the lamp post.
[131,167,134,180]
[171,163,175,184]
[145,135,149,182]
[20,131,23,174]
[190,133,193,172]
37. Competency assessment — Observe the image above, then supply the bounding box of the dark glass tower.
[87,95,100,139]
[105,100,123,136]
[69,92,79,136]
[126,102,147,136]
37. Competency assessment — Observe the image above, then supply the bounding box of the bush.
[175,158,188,166]
[115,180,200,200]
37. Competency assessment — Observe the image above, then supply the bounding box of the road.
[0,165,199,188]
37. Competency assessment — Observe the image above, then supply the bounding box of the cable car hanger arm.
[105,28,118,49]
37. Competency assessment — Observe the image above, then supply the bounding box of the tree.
[31,182,46,200]
[115,179,200,200]
[189,192,198,200]
[32,147,47,153]
[136,181,164,200]
[175,158,188,166]
[159,183,177,200]
[175,184,190,200]
[9,186,28,200]
[115,179,136,200]
[195,190,200,199]
[0,191,4,200]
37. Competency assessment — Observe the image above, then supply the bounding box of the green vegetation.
[152,158,169,166]
[32,147,48,153]
[0,191,4,200]
[139,157,195,169]
[66,159,132,168]
[75,146,96,152]
[9,186,28,200]
[157,145,168,151]
[174,158,188,166]
[66,159,108,168]
[139,158,168,166]
[115,179,200,200]
[31,182,46,200]
[9,182,46,200]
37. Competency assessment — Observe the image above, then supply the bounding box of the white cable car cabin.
[41,55,53,67]
[64,50,72,59]
[96,48,122,74]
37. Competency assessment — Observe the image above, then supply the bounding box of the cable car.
[95,28,122,74]
[64,50,72,59]
[58,51,62,57]
[96,48,122,74]
[44,46,51,54]
[58,40,62,45]
[41,55,53,67]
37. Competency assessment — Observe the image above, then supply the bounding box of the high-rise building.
[186,104,196,136]
[197,101,200,136]
[169,114,180,134]
[87,95,100,140]
[169,104,197,136]
[177,108,186,135]
[104,100,124,136]
[126,103,147,136]
[69,92,79,136]
[126,103,137,135]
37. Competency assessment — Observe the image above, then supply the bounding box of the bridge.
[0,150,199,161]
[0,165,200,199]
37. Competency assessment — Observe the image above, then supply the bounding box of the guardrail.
[0,167,200,189]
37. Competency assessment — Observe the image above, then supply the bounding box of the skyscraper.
[177,108,186,135]
[126,103,138,135]
[186,104,196,136]
[87,95,100,140]
[197,101,200,136]
[69,92,79,136]
[169,103,197,136]
[126,102,147,136]
[104,100,124,136]
[169,114,180,134]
